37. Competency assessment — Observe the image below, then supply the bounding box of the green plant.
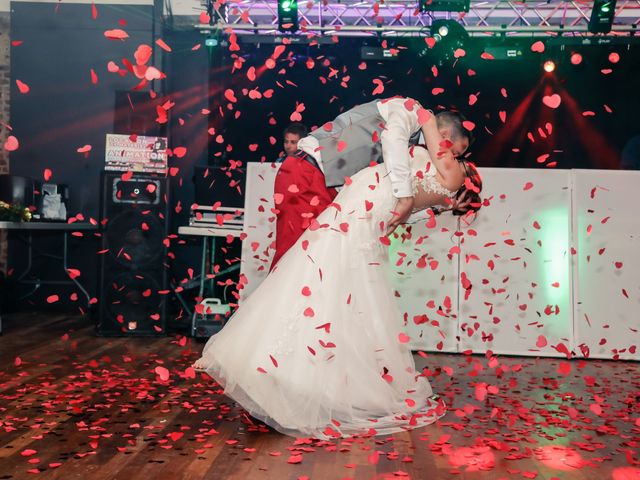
[0,201,32,222]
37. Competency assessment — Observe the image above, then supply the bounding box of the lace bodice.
[411,163,457,199]
[407,146,458,216]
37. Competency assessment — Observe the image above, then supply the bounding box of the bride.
[193,123,483,440]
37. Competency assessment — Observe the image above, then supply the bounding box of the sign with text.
[105,134,168,174]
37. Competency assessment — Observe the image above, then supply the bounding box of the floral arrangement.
[0,201,32,222]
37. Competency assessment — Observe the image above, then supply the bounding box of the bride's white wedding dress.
[195,148,452,440]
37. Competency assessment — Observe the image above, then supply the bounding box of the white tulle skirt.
[196,163,445,440]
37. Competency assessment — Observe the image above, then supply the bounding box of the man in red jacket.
[270,150,337,271]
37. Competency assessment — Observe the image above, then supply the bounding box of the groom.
[270,97,472,270]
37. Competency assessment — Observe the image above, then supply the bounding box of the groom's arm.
[379,98,424,235]
[378,99,421,199]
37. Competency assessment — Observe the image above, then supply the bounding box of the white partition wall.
[241,165,639,360]
[390,215,460,352]
[239,162,280,302]
[458,169,573,357]
[572,170,640,360]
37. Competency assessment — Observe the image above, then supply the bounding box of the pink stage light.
[535,445,586,471]
[543,60,556,73]
[447,446,496,472]
[612,467,640,480]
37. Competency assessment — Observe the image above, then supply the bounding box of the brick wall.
[0,11,10,273]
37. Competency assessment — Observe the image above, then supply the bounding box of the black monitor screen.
[193,166,245,208]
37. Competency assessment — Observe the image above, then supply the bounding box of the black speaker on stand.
[96,172,169,336]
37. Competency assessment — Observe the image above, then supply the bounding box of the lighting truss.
[197,0,640,37]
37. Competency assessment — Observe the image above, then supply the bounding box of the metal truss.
[197,0,640,37]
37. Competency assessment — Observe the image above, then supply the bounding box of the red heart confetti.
[372,78,384,95]
[530,41,545,53]
[155,38,172,52]
[4,135,19,151]
[155,366,170,381]
[104,29,129,40]
[16,79,30,94]
[542,94,561,109]
[416,107,432,126]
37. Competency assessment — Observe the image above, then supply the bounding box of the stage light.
[570,53,583,65]
[419,0,470,12]
[428,20,469,65]
[278,0,298,32]
[543,60,556,73]
[588,0,617,33]
[430,20,468,44]
[609,52,620,63]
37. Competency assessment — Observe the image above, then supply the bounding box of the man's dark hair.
[283,122,308,138]
[435,111,474,147]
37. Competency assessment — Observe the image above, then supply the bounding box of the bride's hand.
[386,196,414,236]
[449,190,471,213]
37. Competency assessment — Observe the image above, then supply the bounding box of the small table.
[0,221,97,333]
[177,225,242,336]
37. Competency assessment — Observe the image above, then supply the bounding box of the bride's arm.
[420,114,461,185]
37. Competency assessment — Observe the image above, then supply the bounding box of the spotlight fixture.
[428,20,469,65]
[543,60,556,73]
[429,19,468,45]
[205,37,219,47]
[588,0,617,33]
[436,24,449,39]
[278,0,298,32]
[419,0,470,12]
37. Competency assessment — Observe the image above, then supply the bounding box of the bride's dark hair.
[412,144,483,218]
[453,161,483,216]
[432,161,483,217]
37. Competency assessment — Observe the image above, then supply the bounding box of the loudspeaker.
[96,172,169,336]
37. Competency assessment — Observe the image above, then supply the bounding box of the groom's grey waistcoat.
[309,100,420,188]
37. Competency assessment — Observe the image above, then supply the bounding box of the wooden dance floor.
[0,312,638,479]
